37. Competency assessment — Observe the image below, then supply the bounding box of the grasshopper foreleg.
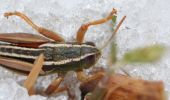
[4,12,65,42]
[76,8,117,43]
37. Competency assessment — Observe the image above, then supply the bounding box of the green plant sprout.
[87,16,165,100]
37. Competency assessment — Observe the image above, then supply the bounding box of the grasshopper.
[0,8,126,95]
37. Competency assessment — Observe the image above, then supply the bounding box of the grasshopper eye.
[84,42,95,46]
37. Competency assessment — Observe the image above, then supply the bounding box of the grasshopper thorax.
[39,42,101,73]
[81,42,101,69]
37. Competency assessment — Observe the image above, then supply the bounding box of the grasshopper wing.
[0,33,50,47]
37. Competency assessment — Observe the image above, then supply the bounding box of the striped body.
[0,42,101,74]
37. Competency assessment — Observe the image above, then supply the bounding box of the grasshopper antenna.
[100,16,126,50]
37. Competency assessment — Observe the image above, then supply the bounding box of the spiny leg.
[76,70,105,83]
[23,54,44,95]
[76,8,117,43]
[45,76,64,95]
[4,12,65,42]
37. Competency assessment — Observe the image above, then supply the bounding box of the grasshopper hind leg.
[4,11,65,42]
[23,54,44,95]
[44,76,64,95]
[76,70,105,83]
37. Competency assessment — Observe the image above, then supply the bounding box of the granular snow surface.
[0,0,169,99]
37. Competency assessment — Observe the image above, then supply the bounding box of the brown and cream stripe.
[0,42,99,67]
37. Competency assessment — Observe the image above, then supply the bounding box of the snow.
[0,78,46,100]
[0,0,169,99]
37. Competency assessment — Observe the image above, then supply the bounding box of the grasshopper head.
[81,42,101,69]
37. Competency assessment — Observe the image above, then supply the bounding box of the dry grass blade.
[23,53,44,95]
[100,16,126,50]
